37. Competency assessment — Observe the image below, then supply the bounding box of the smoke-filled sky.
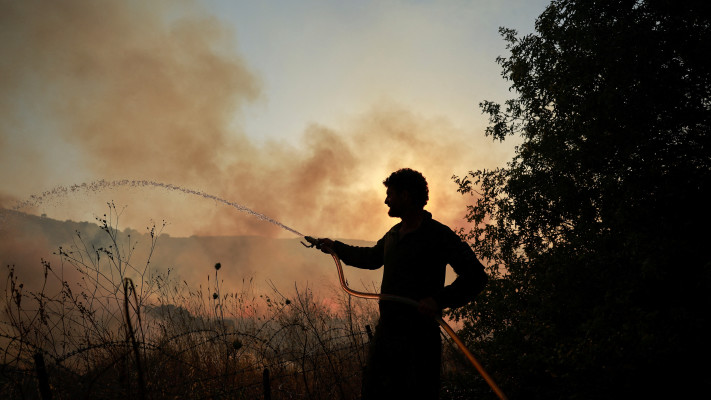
[1,0,550,241]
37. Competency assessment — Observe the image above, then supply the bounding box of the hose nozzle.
[301,236,320,249]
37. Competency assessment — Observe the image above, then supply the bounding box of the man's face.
[385,187,408,217]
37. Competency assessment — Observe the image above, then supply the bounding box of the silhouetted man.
[315,168,488,399]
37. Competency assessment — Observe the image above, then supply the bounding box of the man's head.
[383,168,429,217]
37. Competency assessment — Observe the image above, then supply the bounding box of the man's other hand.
[417,297,440,318]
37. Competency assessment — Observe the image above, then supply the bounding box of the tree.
[450,1,711,398]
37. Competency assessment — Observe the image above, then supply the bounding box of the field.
[1,206,484,399]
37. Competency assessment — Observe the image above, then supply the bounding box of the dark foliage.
[450,1,711,398]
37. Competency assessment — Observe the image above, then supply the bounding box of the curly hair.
[383,168,429,208]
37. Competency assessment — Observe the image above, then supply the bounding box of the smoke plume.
[0,0,505,311]
[1,0,493,242]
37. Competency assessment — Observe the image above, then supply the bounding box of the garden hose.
[302,236,507,400]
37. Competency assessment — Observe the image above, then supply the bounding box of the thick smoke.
[1,0,492,242]
[0,0,500,311]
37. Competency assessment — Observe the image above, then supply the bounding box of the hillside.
[0,209,381,299]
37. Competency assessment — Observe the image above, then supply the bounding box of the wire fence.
[1,312,374,399]
[1,322,479,400]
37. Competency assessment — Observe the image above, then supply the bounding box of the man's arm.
[432,230,488,310]
[314,237,385,270]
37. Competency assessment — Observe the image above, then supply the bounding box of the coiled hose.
[303,236,507,400]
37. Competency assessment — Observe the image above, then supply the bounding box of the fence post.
[33,352,53,400]
[263,368,271,400]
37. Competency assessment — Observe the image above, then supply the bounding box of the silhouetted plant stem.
[124,278,146,400]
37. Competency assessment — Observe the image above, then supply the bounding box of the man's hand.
[417,297,440,318]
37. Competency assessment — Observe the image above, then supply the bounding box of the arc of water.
[11,179,305,237]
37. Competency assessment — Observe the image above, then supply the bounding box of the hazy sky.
[1,0,551,241]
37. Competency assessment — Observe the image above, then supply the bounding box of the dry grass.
[1,204,378,399]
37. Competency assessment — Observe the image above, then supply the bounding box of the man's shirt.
[332,211,488,329]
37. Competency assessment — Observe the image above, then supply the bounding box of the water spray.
[10,179,305,237]
[301,236,508,400]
